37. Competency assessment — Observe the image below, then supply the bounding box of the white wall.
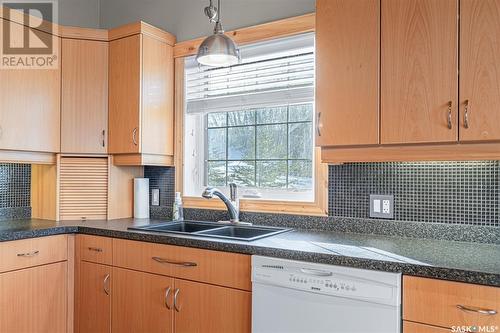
[58,0,100,28]
[99,0,315,41]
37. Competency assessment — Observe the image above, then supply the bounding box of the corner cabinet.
[109,23,175,166]
[61,33,109,154]
[0,235,69,333]
[318,0,500,163]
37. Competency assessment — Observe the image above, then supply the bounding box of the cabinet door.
[112,267,173,333]
[141,35,174,156]
[0,19,60,153]
[109,35,141,154]
[316,0,379,146]
[0,262,67,333]
[78,262,111,333]
[174,279,251,333]
[61,38,108,154]
[381,0,458,144]
[460,0,500,141]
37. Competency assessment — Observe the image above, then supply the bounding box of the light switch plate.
[152,189,160,206]
[369,194,394,219]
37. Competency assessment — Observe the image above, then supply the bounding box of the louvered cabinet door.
[59,157,108,220]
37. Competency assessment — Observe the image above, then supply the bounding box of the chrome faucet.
[202,183,240,223]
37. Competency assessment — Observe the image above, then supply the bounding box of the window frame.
[174,13,327,216]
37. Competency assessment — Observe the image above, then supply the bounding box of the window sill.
[182,196,327,217]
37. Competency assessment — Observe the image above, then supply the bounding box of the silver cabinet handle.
[457,304,497,316]
[447,101,453,129]
[102,130,106,147]
[300,268,333,277]
[17,250,39,257]
[463,100,470,129]
[132,127,138,146]
[103,274,110,296]
[165,287,172,309]
[152,256,197,267]
[173,288,181,312]
[316,112,322,137]
[88,247,103,253]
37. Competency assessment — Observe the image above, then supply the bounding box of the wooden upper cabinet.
[142,35,174,156]
[316,0,379,147]
[381,0,458,144]
[109,34,142,155]
[0,18,60,153]
[459,0,500,142]
[61,38,108,154]
[109,23,175,166]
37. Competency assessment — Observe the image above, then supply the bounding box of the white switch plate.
[152,189,160,206]
[369,194,394,219]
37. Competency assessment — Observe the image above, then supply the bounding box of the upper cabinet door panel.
[0,19,60,153]
[61,39,108,154]
[316,0,380,147]
[381,0,458,144]
[460,0,500,142]
[109,34,142,154]
[141,35,174,156]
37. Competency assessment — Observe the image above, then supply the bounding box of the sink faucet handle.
[229,183,238,201]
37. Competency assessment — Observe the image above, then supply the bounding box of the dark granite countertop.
[0,218,499,287]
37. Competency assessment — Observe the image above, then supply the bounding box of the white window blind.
[185,33,315,114]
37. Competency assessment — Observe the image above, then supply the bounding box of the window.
[183,33,315,202]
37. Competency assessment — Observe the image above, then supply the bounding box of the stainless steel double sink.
[128,221,291,242]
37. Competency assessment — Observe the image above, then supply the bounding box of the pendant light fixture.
[196,0,240,67]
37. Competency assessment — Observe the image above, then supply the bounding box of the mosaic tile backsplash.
[144,166,176,219]
[0,163,31,220]
[329,161,500,226]
[147,161,500,227]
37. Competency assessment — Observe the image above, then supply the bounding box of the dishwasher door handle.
[300,268,333,277]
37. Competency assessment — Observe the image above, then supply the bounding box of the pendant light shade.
[197,1,240,67]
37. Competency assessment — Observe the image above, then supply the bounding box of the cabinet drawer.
[0,235,67,273]
[403,276,499,328]
[403,321,449,333]
[113,239,251,291]
[79,235,112,265]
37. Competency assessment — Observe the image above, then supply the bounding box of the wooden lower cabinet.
[0,261,67,333]
[112,267,174,333]
[174,279,251,333]
[110,266,251,333]
[403,321,449,333]
[78,262,111,333]
[403,276,500,329]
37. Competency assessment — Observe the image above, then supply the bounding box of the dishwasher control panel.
[289,274,358,292]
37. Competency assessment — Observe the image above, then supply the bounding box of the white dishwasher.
[252,256,401,333]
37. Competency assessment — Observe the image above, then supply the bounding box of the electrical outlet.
[383,200,391,214]
[152,189,160,206]
[370,194,394,219]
